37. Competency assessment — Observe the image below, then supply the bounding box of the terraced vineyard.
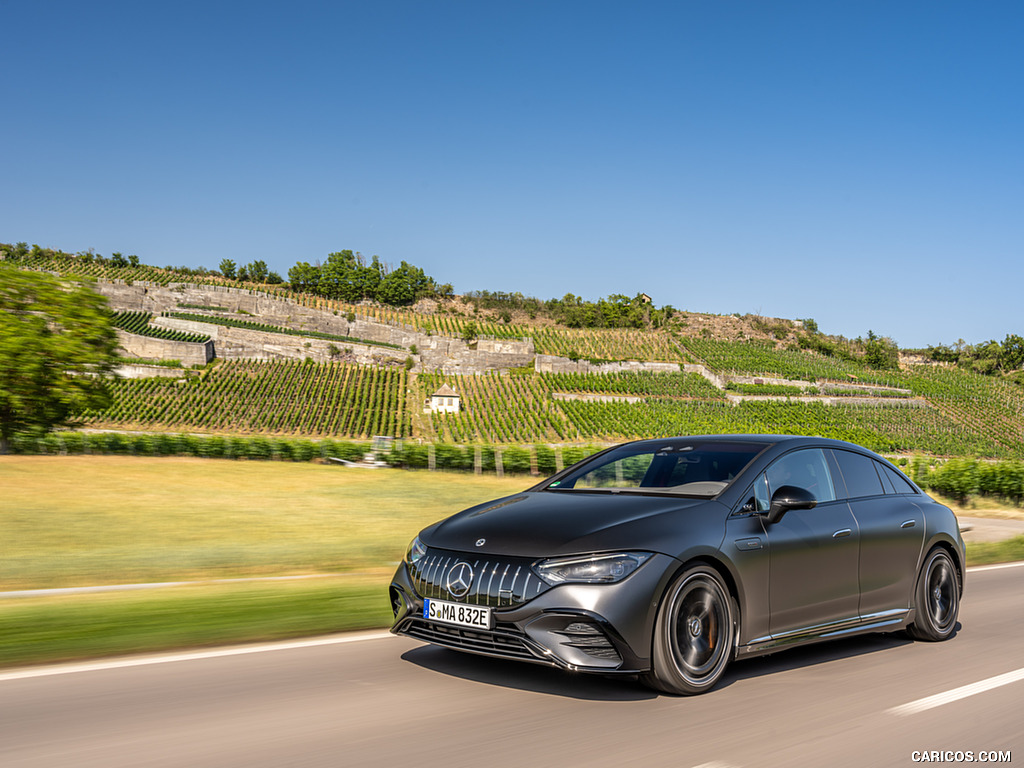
[164,311,406,349]
[13,255,1022,458]
[419,372,574,443]
[532,327,686,362]
[77,356,1024,459]
[82,360,410,438]
[539,370,724,399]
[112,311,210,344]
[677,337,904,386]
[414,365,1023,458]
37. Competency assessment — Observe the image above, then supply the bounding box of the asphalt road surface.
[2,564,1022,768]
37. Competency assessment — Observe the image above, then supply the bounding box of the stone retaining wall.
[725,393,929,407]
[115,330,213,366]
[151,317,410,366]
[551,392,644,404]
[534,355,682,375]
[115,364,188,379]
[98,281,535,373]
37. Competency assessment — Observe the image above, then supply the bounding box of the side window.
[833,450,885,498]
[765,449,836,503]
[881,462,918,494]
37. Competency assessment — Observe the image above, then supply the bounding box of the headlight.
[533,552,652,585]
[406,536,426,565]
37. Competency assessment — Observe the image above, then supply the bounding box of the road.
[2,564,1021,768]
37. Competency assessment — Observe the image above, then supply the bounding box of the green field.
[0,456,530,667]
[0,456,529,589]
[2,455,1022,669]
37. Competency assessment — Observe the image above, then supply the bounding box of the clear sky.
[3,1,1021,349]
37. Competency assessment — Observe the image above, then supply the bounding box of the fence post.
[495,447,504,478]
[555,446,564,473]
[474,445,482,475]
[427,443,436,471]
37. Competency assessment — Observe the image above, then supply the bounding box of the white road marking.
[887,667,1024,716]
[0,632,394,683]
[966,561,1024,573]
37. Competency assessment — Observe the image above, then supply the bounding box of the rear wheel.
[643,565,736,695]
[908,548,960,641]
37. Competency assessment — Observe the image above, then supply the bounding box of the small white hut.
[428,384,461,414]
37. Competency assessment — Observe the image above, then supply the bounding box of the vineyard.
[163,312,406,350]
[112,311,210,344]
[8,251,1024,460]
[675,337,906,386]
[414,365,1023,458]
[537,370,724,399]
[74,356,1024,459]
[81,360,410,439]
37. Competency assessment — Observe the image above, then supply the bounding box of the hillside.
[5,250,1024,459]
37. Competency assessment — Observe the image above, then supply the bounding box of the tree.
[219,259,237,279]
[246,260,269,283]
[0,266,119,453]
[377,261,428,305]
[863,330,900,370]
[1000,334,1024,372]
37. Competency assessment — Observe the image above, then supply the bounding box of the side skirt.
[736,609,911,659]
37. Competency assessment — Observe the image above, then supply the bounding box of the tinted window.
[881,462,918,494]
[765,448,836,503]
[549,440,766,497]
[833,450,885,498]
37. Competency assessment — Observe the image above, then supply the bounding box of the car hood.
[419,490,727,558]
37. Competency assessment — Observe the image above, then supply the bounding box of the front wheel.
[643,565,736,695]
[907,548,960,641]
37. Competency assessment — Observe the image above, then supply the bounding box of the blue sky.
[3,1,1021,349]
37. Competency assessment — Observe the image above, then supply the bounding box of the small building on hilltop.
[427,384,461,414]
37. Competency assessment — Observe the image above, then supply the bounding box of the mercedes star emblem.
[446,561,474,599]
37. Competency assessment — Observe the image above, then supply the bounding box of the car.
[388,435,964,694]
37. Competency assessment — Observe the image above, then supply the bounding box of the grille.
[403,619,542,663]
[408,549,551,608]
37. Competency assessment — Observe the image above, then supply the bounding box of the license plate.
[423,598,492,629]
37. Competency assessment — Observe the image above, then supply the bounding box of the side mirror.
[762,485,817,524]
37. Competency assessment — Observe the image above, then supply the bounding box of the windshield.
[544,440,769,497]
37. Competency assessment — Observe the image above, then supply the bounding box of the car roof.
[620,434,879,454]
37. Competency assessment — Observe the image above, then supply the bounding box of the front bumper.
[389,552,680,674]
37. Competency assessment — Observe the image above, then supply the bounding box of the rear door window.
[833,450,885,499]
[881,462,918,494]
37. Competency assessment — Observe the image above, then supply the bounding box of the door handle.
[901,520,917,529]
[832,528,852,538]
[734,537,763,551]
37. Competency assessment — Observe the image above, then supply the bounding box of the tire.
[907,548,960,642]
[643,565,736,695]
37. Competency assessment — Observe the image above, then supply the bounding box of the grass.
[0,456,530,589]
[1,455,1021,668]
[0,575,391,667]
[962,536,1024,567]
[0,455,531,668]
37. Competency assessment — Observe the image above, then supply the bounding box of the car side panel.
[851,495,925,617]
[763,499,861,638]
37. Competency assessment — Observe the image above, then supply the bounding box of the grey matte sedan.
[389,435,964,694]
